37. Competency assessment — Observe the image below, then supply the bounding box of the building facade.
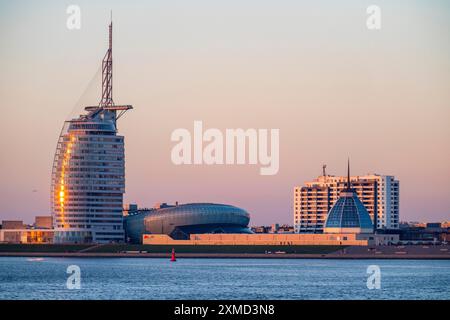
[124,203,252,243]
[1,221,26,230]
[34,216,53,229]
[294,173,399,233]
[323,164,374,234]
[0,229,54,244]
[142,233,399,246]
[51,22,132,243]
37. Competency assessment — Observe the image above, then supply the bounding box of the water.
[0,257,449,299]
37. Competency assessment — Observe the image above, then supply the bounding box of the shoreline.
[1,252,449,260]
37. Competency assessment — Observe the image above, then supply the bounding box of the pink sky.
[0,0,449,224]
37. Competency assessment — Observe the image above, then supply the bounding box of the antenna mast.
[100,17,113,107]
[346,158,351,190]
[86,16,133,123]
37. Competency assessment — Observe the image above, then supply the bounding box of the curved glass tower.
[51,21,132,243]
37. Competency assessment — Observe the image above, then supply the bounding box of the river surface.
[0,257,449,299]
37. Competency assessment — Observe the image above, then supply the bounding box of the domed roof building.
[324,161,374,234]
[124,203,252,243]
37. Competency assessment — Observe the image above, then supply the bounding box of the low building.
[34,216,53,229]
[251,226,271,233]
[277,224,295,233]
[270,224,279,233]
[251,225,294,234]
[399,222,449,244]
[124,203,253,243]
[142,233,399,246]
[123,204,138,217]
[1,220,26,230]
[0,229,54,244]
[0,218,54,244]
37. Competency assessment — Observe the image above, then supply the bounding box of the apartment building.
[294,173,399,233]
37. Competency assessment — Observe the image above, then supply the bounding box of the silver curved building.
[124,203,252,243]
[51,21,132,243]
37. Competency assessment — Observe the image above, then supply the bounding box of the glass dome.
[324,191,374,234]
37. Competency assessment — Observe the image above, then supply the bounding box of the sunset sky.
[0,0,449,224]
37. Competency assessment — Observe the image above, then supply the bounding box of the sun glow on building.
[51,21,132,243]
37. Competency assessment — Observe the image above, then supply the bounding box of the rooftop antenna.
[100,12,113,107]
[109,11,112,49]
[86,13,133,124]
[322,164,327,177]
[346,158,351,190]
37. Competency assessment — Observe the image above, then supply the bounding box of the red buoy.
[170,248,176,262]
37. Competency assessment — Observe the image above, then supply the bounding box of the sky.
[0,0,449,225]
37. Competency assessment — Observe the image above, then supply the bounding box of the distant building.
[251,226,271,233]
[0,229,54,244]
[277,224,295,233]
[34,216,53,229]
[124,203,253,243]
[0,217,55,243]
[143,233,398,246]
[323,164,374,234]
[405,221,427,228]
[1,221,26,230]
[123,204,138,216]
[294,168,399,233]
[398,221,449,244]
[251,225,294,234]
[0,220,53,243]
[425,223,443,232]
[0,219,54,243]
[270,224,279,233]
[398,223,449,244]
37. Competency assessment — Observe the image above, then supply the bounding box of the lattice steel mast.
[85,16,132,124]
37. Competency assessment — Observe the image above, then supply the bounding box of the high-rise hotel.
[293,168,399,234]
[51,21,132,243]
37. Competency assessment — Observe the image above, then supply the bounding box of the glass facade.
[324,191,374,233]
[51,21,131,243]
[51,118,126,243]
[124,203,252,243]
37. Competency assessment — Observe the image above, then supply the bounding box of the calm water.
[0,257,449,300]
